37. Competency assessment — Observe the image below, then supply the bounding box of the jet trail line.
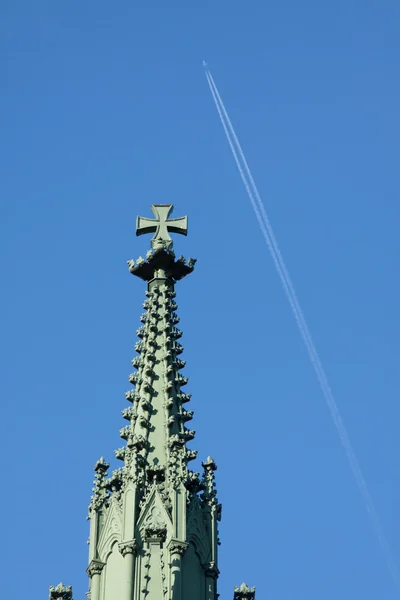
[204,67,400,590]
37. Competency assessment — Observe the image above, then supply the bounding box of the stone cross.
[136,204,188,250]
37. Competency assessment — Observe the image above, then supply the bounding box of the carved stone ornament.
[233,582,256,600]
[136,204,187,251]
[118,539,138,557]
[49,583,73,600]
[203,561,219,580]
[89,457,110,514]
[168,538,189,557]
[86,559,105,578]
[144,506,167,540]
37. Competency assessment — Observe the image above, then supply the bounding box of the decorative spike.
[180,410,193,422]
[202,456,217,471]
[114,447,126,461]
[177,392,191,403]
[182,429,195,441]
[122,407,134,421]
[132,356,141,368]
[170,327,182,339]
[94,456,110,473]
[185,449,198,462]
[106,468,123,492]
[129,372,140,385]
[119,426,130,440]
[169,434,185,448]
[175,375,188,386]
[125,389,135,402]
[128,434,146,450]
[88,457,110,515]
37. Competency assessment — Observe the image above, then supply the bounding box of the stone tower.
[49,205,255,600]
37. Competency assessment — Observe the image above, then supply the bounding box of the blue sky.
[1,1,400,598]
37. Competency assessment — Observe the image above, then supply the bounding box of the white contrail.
[204,67,400,589]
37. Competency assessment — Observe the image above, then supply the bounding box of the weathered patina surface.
[50,205,255,600]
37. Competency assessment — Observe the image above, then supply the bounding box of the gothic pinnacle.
[57,205,227,600]
[233,583,256,599]
[49,584,73,600]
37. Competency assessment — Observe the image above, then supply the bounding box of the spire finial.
[233,583,256,600]
[136,204,188,250]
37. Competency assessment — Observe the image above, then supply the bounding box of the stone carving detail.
[87,559,105,577]
[186,471,203,494]
[120,426,130,440]
[168,539,188,557]
[122,407,134,420]
[201,457,220,515]
[180,409,193,422]
[203,561,219,580]
[83,208,239,597]
[88,457,110,514]
[118,539,138,557]
[185,449,198,462]
[141,549,152,596]
[49,583,73,600]
[144,506,167,540]
[177,392,191,403]
[114,447,126,461]
[160,549,168,597]
[125,389,136,402]
[233,583,256,600]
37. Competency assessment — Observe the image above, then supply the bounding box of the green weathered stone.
[50,205,255,600]
[136,204,187,250]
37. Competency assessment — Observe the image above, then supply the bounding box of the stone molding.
[168,539,189,557]
[86,559,105,578]
[118,539,138,557]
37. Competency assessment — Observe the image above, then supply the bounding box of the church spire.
[50,204,255,600]
[121,204,197,504]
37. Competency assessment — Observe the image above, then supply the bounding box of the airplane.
[202,60,208,68]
